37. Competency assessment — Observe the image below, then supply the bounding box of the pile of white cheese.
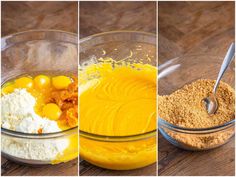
[1,89,69,161]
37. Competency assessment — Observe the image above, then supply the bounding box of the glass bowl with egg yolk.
[79,31,157,170]
[1,30,78,165]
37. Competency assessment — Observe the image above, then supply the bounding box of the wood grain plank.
[79,1,156,39]
[158,133,235,176]
[1,1,78,36]
[158,1,235,63]
[1,157,78,176]
[80,159,156,176]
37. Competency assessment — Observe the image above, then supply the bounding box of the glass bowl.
[79,31,157,170]
[158,54,235,150]
[1,30,78,164]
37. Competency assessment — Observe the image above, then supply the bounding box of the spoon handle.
[213,43,235,93]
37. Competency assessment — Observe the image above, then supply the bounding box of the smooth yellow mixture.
[2,75,78,164]
[80,59,157,170]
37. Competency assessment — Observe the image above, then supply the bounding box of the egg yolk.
[15,77,33,89]
[43,103,62,120]
[34,75,50,89]
[2,84,15,94]
[52,76,72,90]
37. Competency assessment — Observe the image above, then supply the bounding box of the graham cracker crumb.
[159,79,235,150]
[159,79,235,128]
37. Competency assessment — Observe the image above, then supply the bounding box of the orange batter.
[79,59,157,169]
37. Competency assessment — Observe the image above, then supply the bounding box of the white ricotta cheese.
[15,115,61,133]
[1,137,68,161]
[1,89,36,130]
[1,88,69,161]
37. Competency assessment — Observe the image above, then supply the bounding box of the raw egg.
[43,103,62,120]
[34,75,50,89]
[52,76,72,90]
[15,77,33,89]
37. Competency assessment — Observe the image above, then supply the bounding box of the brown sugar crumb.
[165,127,234,149]
[159,79,235,128]
[47,77,78,128]
[37,128,43,134]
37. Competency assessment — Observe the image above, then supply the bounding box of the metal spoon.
[203,43,235,114]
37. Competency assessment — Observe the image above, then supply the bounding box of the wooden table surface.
[79,1,156,39]
[1,1,78,36]
[158,2,235,176]
[79,2,157,176]
[1,2,78,176]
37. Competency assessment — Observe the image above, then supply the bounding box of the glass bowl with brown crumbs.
[158,54,235,150]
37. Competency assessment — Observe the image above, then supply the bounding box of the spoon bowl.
[202,93,218,115]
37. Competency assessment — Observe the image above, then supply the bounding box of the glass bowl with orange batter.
[1,30,78,164]
[79,31,157,170]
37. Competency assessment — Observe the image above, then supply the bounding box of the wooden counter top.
[1,1,78,36]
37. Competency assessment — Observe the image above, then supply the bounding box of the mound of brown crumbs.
[159,79,235,128]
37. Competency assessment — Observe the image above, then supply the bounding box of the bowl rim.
[1,29,77,40]
[79,30,156,43]
[1,126,78,139]
[159,118,235,134]
[1,29,78,138]
[79,30,157,142]
[158,54,235,133]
